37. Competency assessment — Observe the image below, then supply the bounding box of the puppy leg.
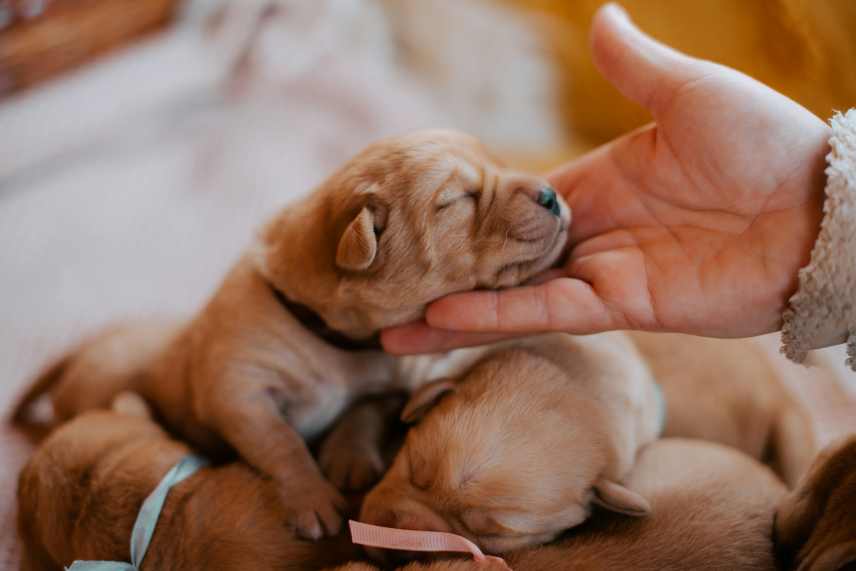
[209,384,346,540]
[319,394,405,492]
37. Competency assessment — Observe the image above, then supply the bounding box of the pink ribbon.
[349,520,511,569]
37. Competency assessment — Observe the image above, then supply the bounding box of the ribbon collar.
[350,520,511,569]
[66,454,208,571]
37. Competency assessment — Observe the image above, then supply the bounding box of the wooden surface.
[0,0,179,97]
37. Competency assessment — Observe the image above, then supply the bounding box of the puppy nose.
[536,187,560,216]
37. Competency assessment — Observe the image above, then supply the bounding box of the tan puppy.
[341,439,785,570]
[502,438,785,570]
[628,332,817,488]
[361,332,662,558]
[775,434,856,571]
[12,130,570,539]
[17,397,361,571]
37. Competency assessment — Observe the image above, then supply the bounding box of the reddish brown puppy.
[17,397,360,571]
[12,130,570,539]
[775,434,856,571]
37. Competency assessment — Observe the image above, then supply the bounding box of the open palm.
[383,3,830,354]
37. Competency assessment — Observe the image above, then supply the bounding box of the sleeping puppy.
[628,332,817,488]
[344,439,785,570]
[17,395,361,571]
[774,434,856,571]
[11,130,570,539]
[360,332,663,559]
[502,438,786,570]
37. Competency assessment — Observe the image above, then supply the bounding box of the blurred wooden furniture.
[0,0,179,97]
[508,0,856,148]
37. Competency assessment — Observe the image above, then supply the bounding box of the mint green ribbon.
[66,454,208,571]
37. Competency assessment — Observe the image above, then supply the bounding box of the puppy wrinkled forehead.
[367,150,483,205]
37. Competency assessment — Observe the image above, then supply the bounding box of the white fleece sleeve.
[781,109,856,371]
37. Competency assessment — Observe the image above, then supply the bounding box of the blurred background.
[1,0,856,566]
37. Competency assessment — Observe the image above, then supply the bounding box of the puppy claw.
[295,512,324,541]
[282,478,345,540]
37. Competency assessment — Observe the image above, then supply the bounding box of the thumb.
[590,3,709,116]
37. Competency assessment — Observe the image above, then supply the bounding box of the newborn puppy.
[775,435,856,571]
[17,396,361,571]
[348,439,785,570]
[361,332,663,557]
[502,439,786,570]
[628,332,816,487]
[12,130,570,539]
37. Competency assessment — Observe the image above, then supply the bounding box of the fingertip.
[590,2,633,75]
[380,323,426,355]
[593,2,631,31]
[589,2,701,116]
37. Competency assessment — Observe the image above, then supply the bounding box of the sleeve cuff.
[781,109,856,371]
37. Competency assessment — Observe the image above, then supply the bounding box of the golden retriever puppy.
[361,332,663,560]
[12,130,570,539]
[629,332,817,488]
[340,439,785,570]
[775,434,856,571]
[501,438,785,570]
[17,398,360,571]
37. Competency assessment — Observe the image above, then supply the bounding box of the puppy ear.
[336,206,378,272]
[401,378,456,423]
[592,479,651,517]
[111,391,152,419]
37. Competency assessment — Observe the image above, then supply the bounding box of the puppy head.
[775,435,856,571]
[259,130,570,336]
[360,351,648,559]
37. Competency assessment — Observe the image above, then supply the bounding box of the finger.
[382,322,517,355]
[425,279,629,334]
[590,3,708,116]
[526,268,567,286]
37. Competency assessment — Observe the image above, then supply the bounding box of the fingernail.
[607,2,631,22]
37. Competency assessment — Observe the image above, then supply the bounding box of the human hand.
[383,3,830,354]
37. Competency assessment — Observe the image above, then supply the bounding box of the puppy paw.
[282,477,346,540]
[319,439,386,492]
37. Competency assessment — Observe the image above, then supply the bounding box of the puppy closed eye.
[436,189,481,212]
